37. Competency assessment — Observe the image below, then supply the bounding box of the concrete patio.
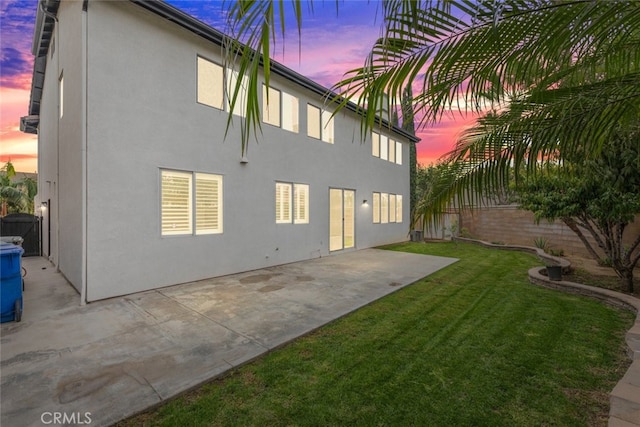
[1,249,457,427]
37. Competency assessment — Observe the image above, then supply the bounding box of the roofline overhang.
[22,0,60,134]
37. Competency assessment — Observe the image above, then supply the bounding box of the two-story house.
[21,0,419,303]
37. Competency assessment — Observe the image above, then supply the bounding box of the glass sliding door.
[329,188,355,251]
[329,189,343,251]
[343,190,355,249]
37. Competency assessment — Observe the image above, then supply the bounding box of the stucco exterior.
[26,0,418,302]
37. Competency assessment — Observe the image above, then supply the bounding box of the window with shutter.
[294,184,309,224]
[276,182,292,223]
[373,192,380,223]
[395,141,403,165]
[381,193,389,224]
[161,171,192,235]
[389,194,397,222]
[396,194,403,223]
[195,173,223,234]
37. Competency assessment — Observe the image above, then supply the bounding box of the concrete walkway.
[1,249,457,427]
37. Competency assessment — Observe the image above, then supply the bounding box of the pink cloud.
[415,114,479,166]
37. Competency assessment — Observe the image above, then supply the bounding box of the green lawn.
[121,242,634,426]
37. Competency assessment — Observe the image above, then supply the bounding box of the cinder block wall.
[459,205,640,258]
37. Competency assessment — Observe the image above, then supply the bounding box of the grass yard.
[120,242,634,426]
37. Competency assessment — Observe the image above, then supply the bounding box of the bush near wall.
[459,205,640,259]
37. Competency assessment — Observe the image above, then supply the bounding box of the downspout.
[39,1,58,21]
[80,0,89,304]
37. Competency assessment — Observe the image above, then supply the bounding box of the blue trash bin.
[1,243,24,322]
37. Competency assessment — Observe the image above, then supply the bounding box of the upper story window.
[197,56,248,117]
[197,56,224,109]
[395,141,403,165]
[372,131,403,165]
[307,103,334,143]
[263,85,299,133]
[161,170,223,236]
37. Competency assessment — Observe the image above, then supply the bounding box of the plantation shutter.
[395,141,402,165]
[389,194,397,222]
[195,173,222,234]
[294,184,309,224]
[373,192,380,223]
[276,183,292,223]
[396,195,403,223]
[161,171,192,235]
[381,193,389,224]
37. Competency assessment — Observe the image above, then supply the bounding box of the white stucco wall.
[36,1,85,293]
[56,1,85,292]
[82,1,412,301]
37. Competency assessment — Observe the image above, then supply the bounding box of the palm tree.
[1,161,35,215]
[223,1,640,224]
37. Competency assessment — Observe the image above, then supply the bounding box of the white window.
[372,192,380,223]
[161,170,223,236]
[59,73,64,118]
[226,69,249,117]
[275,182,292,223]
[294,184,309,224]
[308,104,334,143]
[373,192,402,224]
[195,173,223,235]
[197,56,224,109]
[389,194,397,223]
[321,110,334,144]
[263,85,281,126]
[307,104,321,139]
[162,171,192,235]
[282,92,299,133]
[380,135,388,160]
[276,182,309,224]
[372,132,380,157]
[263,86,299,133]
[381,193,389,224]
[395,141,403,165]
[388,138,396,163]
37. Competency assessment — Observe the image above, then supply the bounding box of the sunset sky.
[0,0,476,173]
